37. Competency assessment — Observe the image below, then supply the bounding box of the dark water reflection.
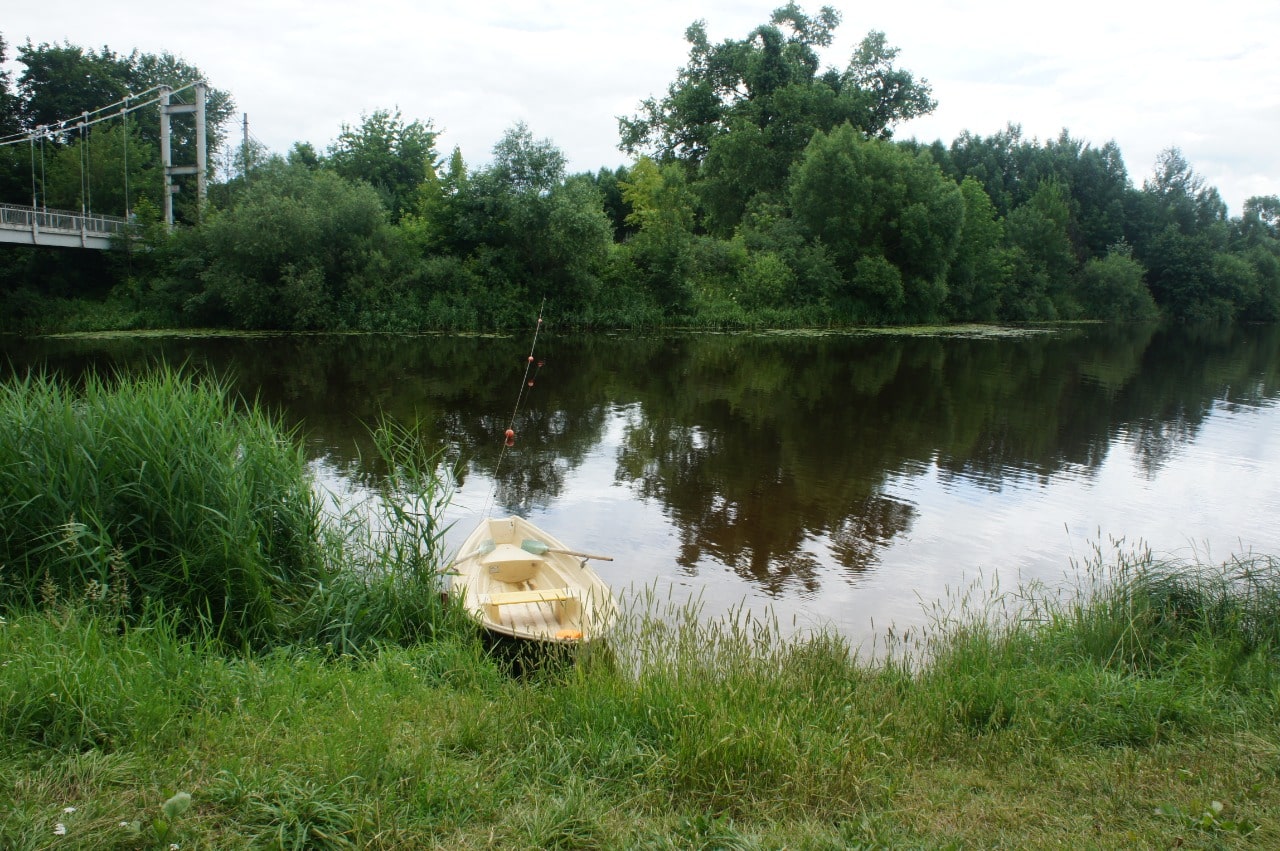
[5,323,1279,642]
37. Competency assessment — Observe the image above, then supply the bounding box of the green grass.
[1,369,1277,847]
[3,549,1278,848]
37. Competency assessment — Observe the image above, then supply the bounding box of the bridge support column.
[159,83,208,227]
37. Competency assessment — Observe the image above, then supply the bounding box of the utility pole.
[242,113,250,187]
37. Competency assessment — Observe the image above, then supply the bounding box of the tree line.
[1,4,1278,332]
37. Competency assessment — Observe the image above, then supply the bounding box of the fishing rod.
[483,299,547,518]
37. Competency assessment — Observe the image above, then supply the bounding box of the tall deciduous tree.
[429,125,612,320]
[0,34,25,203]
[0,33,18,137]
[789,124,961,321]
[1003,180,1079,319]
[1130,148,1236,320]
[945,177,1010,321]
[40,120,160,216]
[191,161,400,329]
[620,156,698,312]
[490,121,565,195]
[620,4,934,234]
[327,108,440,222]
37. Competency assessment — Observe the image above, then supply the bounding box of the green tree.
[620,156,698,313]
[944,124,1026,217]
[940,126,1135,265]
[126,50,235,152]
[1075,242,1158,321]
[1003,180,1079,319]
[424,125,612,323]
[327,108,440,222]
[401,145,467,255]
[587,164,636,241]
[945,177,1010,320]
[490,120,565,195]
[1242,195,1280,237]
[0,34,25,203]
[1129,148,1235,320]
[15,41,232,155]
[0,33,18,136]
[1233,196,1280,320]
[621,5,932,165]
[40,119,160,216]
[788,125,962,321]
[620,5,933,234]
[185,162,404,329]
[14,41,127,131]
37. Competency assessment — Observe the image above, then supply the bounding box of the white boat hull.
[449,516,619,643]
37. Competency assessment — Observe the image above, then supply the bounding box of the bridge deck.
[0,203,128,250]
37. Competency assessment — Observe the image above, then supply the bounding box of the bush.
[1076,248,1160,321]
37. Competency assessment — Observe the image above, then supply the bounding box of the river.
[5,322,1279,647]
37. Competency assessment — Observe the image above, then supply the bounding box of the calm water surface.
[5,323,1279,646]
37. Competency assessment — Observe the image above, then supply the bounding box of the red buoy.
[504,428,515,447]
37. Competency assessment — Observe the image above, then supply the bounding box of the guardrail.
[0,203,130,249]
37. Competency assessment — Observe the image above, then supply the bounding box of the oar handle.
[549,547,614,562]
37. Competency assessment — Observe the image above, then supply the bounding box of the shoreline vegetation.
[3,5,1280,336]
[3,369,1278,848]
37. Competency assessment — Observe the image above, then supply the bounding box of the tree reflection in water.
[4,323,1279,607]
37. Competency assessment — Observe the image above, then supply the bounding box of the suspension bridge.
[0,82,208,250]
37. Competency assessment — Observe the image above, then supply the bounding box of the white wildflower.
[54,823,67,835]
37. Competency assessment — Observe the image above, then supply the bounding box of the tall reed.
[292,418,471,654]
[0,366,324,647]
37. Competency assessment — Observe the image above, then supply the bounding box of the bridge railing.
[0,203,129,237]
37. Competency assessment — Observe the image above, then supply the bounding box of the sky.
[4,0,1277,214]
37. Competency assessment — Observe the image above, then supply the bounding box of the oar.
[521,539,614,562]
[439,541,495,573]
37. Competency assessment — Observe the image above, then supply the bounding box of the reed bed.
[2,369,1278,847]
[0,366,456,652]
[0,367,329,647]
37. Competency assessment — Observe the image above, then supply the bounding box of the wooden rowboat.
[448,515,619,643]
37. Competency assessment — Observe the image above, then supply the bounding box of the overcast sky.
[4,0,1277,214]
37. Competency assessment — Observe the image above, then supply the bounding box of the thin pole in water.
[484,299,547,518]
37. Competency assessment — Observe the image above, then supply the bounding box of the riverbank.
[2,367,1277,848]
[3,548,1278,849]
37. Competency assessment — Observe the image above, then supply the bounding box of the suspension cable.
[0,81,197,148]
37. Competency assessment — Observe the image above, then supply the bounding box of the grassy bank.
[2,369,1277,848]
[3,550,1278,849]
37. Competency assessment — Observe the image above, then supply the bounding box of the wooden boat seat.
[479,543,543,582]
[478,588,580,624]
